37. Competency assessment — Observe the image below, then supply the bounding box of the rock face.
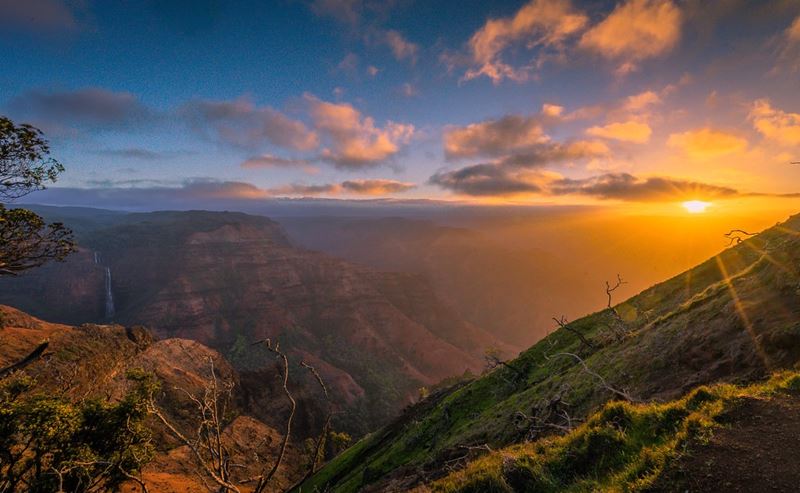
[0,305,302,492]
[0,210,505,433]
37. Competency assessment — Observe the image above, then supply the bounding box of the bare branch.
[546,352,638,402]
[552,316,594,350]
[253,339,296,493]
[0,341,49,380]
[605,274,626,309]
[724,229,756,246]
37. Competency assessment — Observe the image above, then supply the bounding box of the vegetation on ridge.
[300,213,800,492]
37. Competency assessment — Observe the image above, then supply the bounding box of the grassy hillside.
[299,213,800,492]
[427,371,800,492]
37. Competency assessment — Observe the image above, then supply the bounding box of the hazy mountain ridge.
[0,209,506,434]
[299,212,800,492]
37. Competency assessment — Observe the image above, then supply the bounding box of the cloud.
[381,29,419,64]
[93,148,177,160]
[9,88,151,128]
[444,115,549,159]
[429,164,547,197]
[623,90,662,112]
[182,97,319,151]
[789,16,800,42]
[431,138,608,196]
[586,121,652,143]
[464,0,589,83]
[549,173,739,201]
[0,0,80,33]
[305,94,414,168]
[241,154,312,168]
[340,179,415,194]
[270,179,415,196]
[398,82,418,98]
[541,103,565,117]
[309,0,362,25]
[749,99,800,146]
[579,0,682,68]
[667,128,748,159]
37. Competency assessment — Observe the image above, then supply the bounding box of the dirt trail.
[654,393,800,492]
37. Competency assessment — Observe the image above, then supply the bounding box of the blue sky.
[2,0,800,209]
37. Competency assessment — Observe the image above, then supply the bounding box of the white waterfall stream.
[96,252,115,320]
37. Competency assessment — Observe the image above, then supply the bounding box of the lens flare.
[682,200,711,214]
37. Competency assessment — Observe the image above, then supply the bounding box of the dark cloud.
[241,154,312,168]
[429,168,767,201]
[181,97,319,151]
[340,179,415,194]
[8,88,152,128]
[429,163,543,196]
[93,148,178,160]
[444,115,549,160]
[272,179,415,196]
[29,179,270,210]
[549,173,740,201]
[0,0,81,33]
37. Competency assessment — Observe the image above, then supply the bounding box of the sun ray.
[714,255,772,371]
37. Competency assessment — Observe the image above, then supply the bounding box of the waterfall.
[94,252,99,264]
[104,266,115,320]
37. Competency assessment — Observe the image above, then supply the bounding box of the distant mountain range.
[0,207,508,435]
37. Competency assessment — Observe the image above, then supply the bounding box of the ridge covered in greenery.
[300,213,800,492]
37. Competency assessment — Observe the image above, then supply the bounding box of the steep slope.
[299,212,800,492]
[0,305,304,492]
[0,210,506,434]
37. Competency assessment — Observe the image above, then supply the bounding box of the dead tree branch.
[146,358,240,493]
[546,352,638,402]
[0,341,48,380]
[724,229,756,246]
[300,361,332,479]
[552,316,594,350]
[252,339,296,493]
[605,274,626,309]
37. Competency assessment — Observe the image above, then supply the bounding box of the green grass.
[429,372,800,493]
[298,213,800,493]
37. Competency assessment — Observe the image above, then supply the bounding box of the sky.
[2,0,800,212]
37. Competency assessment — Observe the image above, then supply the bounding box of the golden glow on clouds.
[749,99,800,146]
[586,120,652,143]
[667,128,748,160]
[682,200,711,214]
[579,0,682,64]
[465,0,589,82]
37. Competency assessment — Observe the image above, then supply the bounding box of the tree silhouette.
[0,116,75,276]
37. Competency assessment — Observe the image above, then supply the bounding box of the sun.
[682,200,711,214]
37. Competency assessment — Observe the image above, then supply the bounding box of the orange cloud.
[667,128,748,159]
[579,0,682,66]
[586,121,652,143]
[749,99,800,146]
[306,95,414,168]
[465,0,588,83]
[788,15,800,42]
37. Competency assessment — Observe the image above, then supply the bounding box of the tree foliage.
[0,116,75,276]
[0,117,65,201]
[0,374,156,492]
